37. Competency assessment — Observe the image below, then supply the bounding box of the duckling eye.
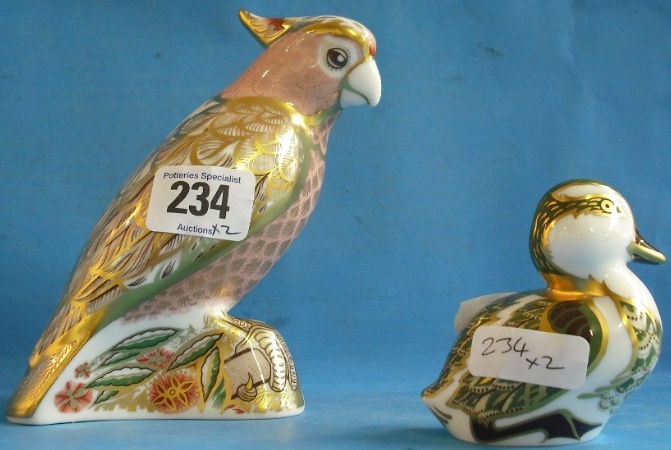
[326,48,349,70]
[600,199,618,214]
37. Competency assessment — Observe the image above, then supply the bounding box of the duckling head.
[530,180,665,287]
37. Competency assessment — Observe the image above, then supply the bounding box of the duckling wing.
[453,292,514,332]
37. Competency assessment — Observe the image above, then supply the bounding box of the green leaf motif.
[112,328,179,351]
[169,333,222,371]
[87,367,154,388]
[201,348,221,401]
[94,390,119,404]
[212,381,227,410]
[101,351,141,367]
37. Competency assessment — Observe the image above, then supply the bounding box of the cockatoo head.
[530,180,665,282]
[224,10,381,116]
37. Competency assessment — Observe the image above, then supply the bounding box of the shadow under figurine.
[7,10,381,424]
[423,179,665,446]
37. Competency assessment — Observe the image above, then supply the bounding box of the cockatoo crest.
[239,10,376,59]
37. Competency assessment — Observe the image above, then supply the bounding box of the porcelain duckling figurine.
[422,180,665,446]
[7,10,380,424]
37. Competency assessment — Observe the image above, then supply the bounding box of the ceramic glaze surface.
[6,10,380,425]
[422,180,665,446]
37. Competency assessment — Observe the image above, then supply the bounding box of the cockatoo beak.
[340,59,381,108]
[629,227,666,264]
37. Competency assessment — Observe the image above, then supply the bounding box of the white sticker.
[468,325,590,390]
[146,166,255,241]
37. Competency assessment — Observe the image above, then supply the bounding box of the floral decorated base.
[9,307,303,424]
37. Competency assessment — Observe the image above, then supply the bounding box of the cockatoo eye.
[325,48,349,69]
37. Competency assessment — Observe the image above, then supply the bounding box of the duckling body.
[423,180,664,446]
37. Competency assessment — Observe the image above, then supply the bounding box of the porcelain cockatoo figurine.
[423,180,665,446]
[8,10,381,424]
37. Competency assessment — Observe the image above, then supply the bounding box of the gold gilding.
[541,273,609,301]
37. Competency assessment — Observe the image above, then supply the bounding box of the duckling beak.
[629,227,666,264]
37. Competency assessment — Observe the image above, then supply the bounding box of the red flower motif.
[74,361,91,378]
[137,348,173,369]
[54,381,93,413]
[147,371,199,413]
